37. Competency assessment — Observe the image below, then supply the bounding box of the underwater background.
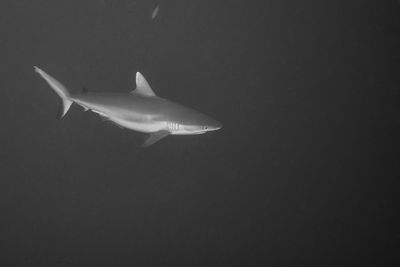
[0,0,399,266]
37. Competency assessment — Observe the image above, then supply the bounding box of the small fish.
[151,4,160,20]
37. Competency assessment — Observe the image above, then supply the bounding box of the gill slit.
[168,122,180,132]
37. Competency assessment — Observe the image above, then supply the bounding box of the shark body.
[34,66,222,146]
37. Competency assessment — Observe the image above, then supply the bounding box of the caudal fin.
[34,66,73,119]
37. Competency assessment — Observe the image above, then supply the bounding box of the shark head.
[170,113,222,135]
[200,118,223,132]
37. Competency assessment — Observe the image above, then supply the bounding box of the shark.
[34,66,222,146]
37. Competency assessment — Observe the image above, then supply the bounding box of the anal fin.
[142,130,169,147]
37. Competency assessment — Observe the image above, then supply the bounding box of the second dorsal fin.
[132,72,156,96]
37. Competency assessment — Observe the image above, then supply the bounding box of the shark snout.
[209,119,222,131]
[214,121,223,130]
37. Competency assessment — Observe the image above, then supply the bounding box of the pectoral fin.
[142,130,169,147]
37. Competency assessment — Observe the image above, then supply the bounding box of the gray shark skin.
[34,66,222,146]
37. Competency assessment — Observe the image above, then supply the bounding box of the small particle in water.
[151,4,160,20]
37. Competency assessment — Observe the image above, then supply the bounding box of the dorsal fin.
[132,72,156,96]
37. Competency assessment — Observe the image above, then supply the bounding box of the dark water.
[1,0,399,266]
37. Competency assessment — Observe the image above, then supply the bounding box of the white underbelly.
[77,103,167,133]
[110,117,167,133]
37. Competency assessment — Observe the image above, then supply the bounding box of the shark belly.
[109,116,167,133]
[72,97,168,133]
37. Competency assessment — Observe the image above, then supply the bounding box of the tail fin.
[34,66,73,119]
